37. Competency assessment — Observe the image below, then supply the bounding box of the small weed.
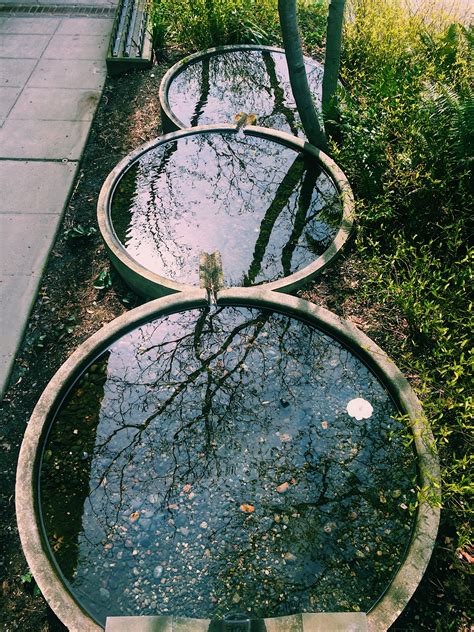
[93,270,113,291]
[19,571,33,584]
[20,570,41,596]
[119,291,139,307]
[55,315,77,338]
[65,224,97,240]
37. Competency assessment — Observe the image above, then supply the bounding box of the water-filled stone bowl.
[159,45,328,135]
[97,126,354,298]
[16,289,440,632]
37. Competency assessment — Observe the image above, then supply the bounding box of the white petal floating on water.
[346,397,374,420]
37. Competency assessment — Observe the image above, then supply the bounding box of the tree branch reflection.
[111,133,342,287]
[41,307,417,623]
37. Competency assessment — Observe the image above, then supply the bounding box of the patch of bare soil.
[0,57,471,632]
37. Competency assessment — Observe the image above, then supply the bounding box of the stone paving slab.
[0,57,36,86]
[0,211,64,394]
[0,118,92,159]
[43,33,109,60]
[0,85,21,117]
[28,58,107,89]
[0,213,63,275]
[8,86,100,120]
[0,160,76,213]
[0,32,50,57]
[0,272,43,391]
[106,618,173,632]
[105,614,368,632]
[302,612,368,631]
[0,15,60,34]
[56,15,115,34]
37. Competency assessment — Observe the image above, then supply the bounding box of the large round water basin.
[98,127,354,298]
[159,45,327,135]
[16,290,440,631]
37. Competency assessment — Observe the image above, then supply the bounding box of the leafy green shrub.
[333,0,473,545]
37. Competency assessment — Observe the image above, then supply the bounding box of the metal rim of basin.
[16,288,440,632]
[158,44,324,133]
[97,124,355,299]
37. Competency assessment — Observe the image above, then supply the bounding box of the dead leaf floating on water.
[276,482,289,493]
[240,504,255,513]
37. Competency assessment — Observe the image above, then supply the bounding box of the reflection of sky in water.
[41,307,417,625]
[167,50,324,136]
[111,133,342,287]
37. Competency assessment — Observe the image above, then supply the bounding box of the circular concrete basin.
[97,126,354,299]
[16,289,440,631]
[159,45,327,135]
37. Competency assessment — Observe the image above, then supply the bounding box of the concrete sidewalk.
[0,1,117,396]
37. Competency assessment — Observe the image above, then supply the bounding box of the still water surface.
[111,132,342,287]
[166,49,324,135]
[41,306,417,625]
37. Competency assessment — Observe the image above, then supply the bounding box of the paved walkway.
[0,0,117,396]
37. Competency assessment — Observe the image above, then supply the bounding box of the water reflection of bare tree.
[40,352,110,578]
[42,307,417,621]
[112,133,342,286]
[190,56,210,127]
[169,50,324,134]
[91,308,270,507]
[261,50,299,136]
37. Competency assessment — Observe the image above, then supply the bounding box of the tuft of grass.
[149,0,328,53]
[150,0,280,52]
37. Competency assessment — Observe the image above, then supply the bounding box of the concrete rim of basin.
[158,44,324,134]
[16,289,440,632]
[97,124,355,299]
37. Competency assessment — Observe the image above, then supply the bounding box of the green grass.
[333,0,473,548]
[150,0,281,51]
[149,0,328,52]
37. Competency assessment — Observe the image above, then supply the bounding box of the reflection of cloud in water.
[41,306,417,625]
[167,50,325,136]
[111,133,342,287]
